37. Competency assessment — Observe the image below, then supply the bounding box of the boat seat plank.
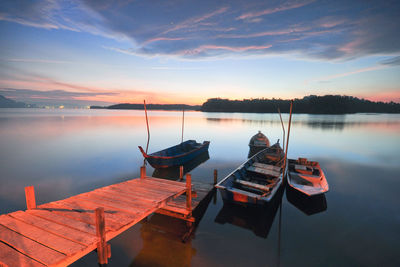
[27,210,97,236]
[234,179,272,192]
[228,187,261,199]
[246,166,281,177]
[251,162,281,172]
[8,211,97,246]
[294,164,313,175]
[0,241,45,267]
[0,215,85,255]
[0,224,65,266]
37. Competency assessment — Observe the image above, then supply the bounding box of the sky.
[0,0,399,107]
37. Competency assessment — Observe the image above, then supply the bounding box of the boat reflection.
[152,151,210,180]
[215,186,284,238]
[286,185,327,215]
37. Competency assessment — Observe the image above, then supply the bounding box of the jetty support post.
[140,165,146,179]
[179,166,184,181]
[186,174,192,216]
[213,169,218,185]
[96,207,110,265]
[24,186,36,210]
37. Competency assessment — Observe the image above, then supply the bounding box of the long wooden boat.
[216,142,286,206]
[287,158,329,196]
[139,140,210,168]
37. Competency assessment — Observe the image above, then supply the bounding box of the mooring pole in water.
[140,166,146,179]
[213,169,218,185]
[181,107,185,143]
[282,100,293,181]
[277,107,286,151]
[96,207,111,265]
[186,173,192,216]
[179,166,184,181]
[143,100,150,166]
[24,186,36,210]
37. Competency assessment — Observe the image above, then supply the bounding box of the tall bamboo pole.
[143,100,150,166]
[282,100,293,181]
[181,108,185,143]
[277,107,285,151]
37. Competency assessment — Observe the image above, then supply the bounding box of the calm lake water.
[0,108,399,267]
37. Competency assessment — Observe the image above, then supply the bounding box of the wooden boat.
[248,131,270,158]
[287,158,329,196]
[138,140,210,168]
[216,142,286,206]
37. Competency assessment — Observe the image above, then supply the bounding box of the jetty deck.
[0,176,188,266]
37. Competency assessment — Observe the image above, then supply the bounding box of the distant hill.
[201,95,400,114]
[91,103,201,111]
[0,95,32,108]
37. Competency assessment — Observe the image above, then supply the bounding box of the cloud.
[237,0,315,20]
[380,56,400,66]
[1,0,400,60]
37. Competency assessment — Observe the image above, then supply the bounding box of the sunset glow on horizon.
[0,0,399,107]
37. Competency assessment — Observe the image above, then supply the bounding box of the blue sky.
[0,0,399,106]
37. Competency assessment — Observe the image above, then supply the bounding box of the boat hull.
[286,159,329,196]
[140,140,210,168]
[216,143,285,207]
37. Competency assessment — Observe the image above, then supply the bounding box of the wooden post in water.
[213,169,218,185]
[282,100,294,182]
[140,166,146,179]
[179,166,184,181]
[24,186,36,210]
[96,207,110,265]
[186,174,192,215]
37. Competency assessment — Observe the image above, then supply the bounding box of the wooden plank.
[112,182,175,199]
[247,166,281,177]
[234,179,272,192]
[135,177,187,188]
[160,205,190,215]
[0,215,85,255]
[56,199,137,229]
[9,211,97,246]
[0,241,45,267]
[127,180,186,195]
[73,194,152,215]
[78,191,155,211]
[97,186,162,204]
[27,209,97,236]
[252,162,281,172]
[139,178,187,191]
[24,186,36,210]
[0,225,65,266]
[228,187,261,199]
[37,202,123,231]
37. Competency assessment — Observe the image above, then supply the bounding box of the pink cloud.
[163,7,228,34]
[237,0,315,20]
[178,44,272,56]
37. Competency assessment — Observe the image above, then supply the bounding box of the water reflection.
[215,186,284,239]
[152,151,210,180]
[286,186,327,215]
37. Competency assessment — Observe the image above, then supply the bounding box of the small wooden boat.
[216,142,286,206]
[138,140,210,168]
[248,131,270,158]
[287,158,329,196]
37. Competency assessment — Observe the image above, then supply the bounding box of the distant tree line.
[200,95,400,114]
[91,103,201,111]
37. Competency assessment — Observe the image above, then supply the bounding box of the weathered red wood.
[9,211,97,246]
[186,174,192,214]
[24,186,36,210]
[0,214,85,255]
[140,166,146,179]
[0,241,45,267]
[95,208,108,265]
[0,224,65,265]
[27,209,97,236]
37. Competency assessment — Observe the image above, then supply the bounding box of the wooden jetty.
[0,169,214,266]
